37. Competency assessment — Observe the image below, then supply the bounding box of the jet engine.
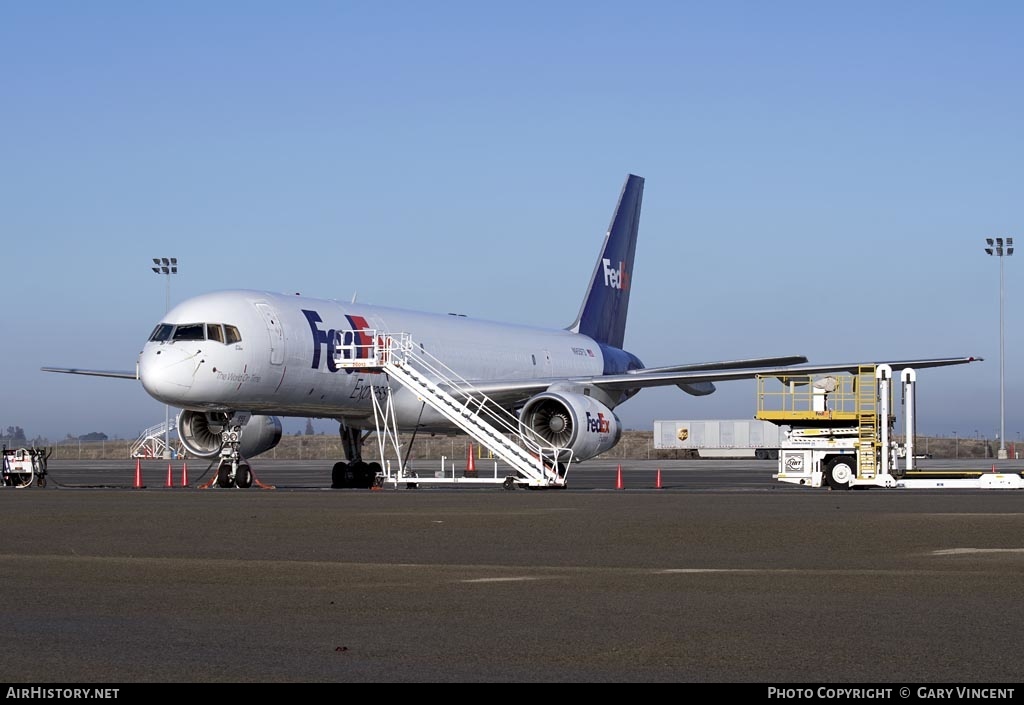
[177,410,283,459]
[518,391,622,462]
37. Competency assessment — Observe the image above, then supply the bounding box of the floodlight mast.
[984,238,1012,460]
[151,257,178,459]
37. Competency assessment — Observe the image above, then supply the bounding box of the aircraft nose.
[139,344,198,403]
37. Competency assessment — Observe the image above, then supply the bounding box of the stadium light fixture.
[151,257,178,459]
[984,238,1012,460]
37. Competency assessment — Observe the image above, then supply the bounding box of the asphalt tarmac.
[2,458,1023,684]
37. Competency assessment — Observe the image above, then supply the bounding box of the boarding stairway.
[334,332,569,488]
[130,416,181,459]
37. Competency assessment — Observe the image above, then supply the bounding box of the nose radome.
[139,345,196,402]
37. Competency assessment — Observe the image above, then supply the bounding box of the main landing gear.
[331,422,384,489]
[331,460,384,489]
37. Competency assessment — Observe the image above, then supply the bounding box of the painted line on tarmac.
[656,568,769,574]
[931,548,1024,555]
[461,576,551,583]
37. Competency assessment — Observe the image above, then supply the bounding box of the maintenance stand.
[757,365,1024,490]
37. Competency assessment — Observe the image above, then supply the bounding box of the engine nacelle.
[177,410,283,459]
[519,392,622,462]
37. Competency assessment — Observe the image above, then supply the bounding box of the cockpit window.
[148,323,174,342]
[172,323,206,341]
[151,322,240,344]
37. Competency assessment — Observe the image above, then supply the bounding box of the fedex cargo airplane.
[43,174,980,488]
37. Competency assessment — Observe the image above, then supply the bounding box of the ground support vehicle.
[2,447,50,488]
[758,365,1023,490]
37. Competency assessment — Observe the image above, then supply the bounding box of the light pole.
[985,238,1012,460]
[953,431,958,460]
[151,257,178,459]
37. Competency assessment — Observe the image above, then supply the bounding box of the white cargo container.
[653,419,786,459]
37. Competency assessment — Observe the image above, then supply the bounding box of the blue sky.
[2,2,1022,443]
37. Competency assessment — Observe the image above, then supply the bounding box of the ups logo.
[677,428,689,442]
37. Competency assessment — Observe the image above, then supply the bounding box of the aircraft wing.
[40,367,139,380]
[462,355,983,406]
[631,355,808,374]
[600,355,983,391]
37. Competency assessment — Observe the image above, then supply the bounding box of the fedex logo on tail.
[585,411,611,434]
[602,258,629,291]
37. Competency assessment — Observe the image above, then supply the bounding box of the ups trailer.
[653,419,786,459]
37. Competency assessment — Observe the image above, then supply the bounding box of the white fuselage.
[138,289,608,430]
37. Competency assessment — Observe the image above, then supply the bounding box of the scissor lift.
[758,365,1024,490]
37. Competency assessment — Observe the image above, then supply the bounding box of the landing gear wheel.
[216,464,233,488]
[235,463,252,489]
[502,476,516,491]
[826,456,856,490]
[367,462,383,488]
[350,461,372,488]
[331,461,349,489]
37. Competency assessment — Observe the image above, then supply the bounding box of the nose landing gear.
[198,418,272,489]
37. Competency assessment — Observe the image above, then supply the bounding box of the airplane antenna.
[351,292,358,303]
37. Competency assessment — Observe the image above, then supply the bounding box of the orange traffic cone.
[181,461,189,487]
[166,463,174,488]
[655,467,663,489]
[133,459,145,489]
[465,442,477,477]
[615,464,624,489]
